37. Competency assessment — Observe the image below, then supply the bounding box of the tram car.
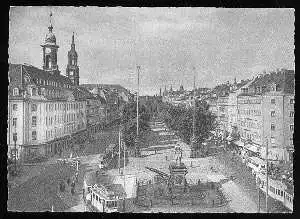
[83,170,126,212]
[86,184,125,212]
[256,173,293,212]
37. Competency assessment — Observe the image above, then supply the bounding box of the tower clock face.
[45,48,51,53]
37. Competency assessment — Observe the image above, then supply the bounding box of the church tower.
[41,12,60,75]
[66,32,80,86]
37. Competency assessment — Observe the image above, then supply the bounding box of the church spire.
[71,32,75,49]
[48,11,53,33]
[66,32,79,86]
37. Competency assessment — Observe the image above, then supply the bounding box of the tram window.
[106,201,117,208]
[281,191,283,196]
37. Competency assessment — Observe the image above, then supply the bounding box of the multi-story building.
[216,95,229,138]
[7,14,89,161]
[77,86,107,134]
[227,79,252,135]
[236,70,295,162]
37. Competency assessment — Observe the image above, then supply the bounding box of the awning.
[245,145,260,153]
[233,140,244,147]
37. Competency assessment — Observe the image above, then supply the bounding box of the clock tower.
[41,12,60,75]
[66,32,79,86]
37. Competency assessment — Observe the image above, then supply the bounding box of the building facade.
[7,14,89,161]
[236,70,295,162]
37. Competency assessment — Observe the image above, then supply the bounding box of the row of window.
[45,113,78,126]
[46,102,83,112]
[238,98,261,105]
[237,98,294,105]
[32,77,71,89]
[239,120,260,130]
[45,124,80,139]
[12,102,84,113]
[260,181,293,204]
[238,109,262,116]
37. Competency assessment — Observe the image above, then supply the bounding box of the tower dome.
[45,25,56,45]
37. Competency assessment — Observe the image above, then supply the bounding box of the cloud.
[9,7,295,94]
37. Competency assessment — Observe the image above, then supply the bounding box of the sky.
[9,7,295,95]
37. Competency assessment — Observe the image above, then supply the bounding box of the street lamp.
[12,127,17,176]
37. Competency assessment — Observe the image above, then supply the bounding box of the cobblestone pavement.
[7,126,119,212]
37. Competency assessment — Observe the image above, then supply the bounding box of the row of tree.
[158,100,217,148]
[120,100,151,153]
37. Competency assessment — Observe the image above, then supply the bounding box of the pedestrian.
[71,181,75,195]
[67,177,71,185]
[75,172,79,182]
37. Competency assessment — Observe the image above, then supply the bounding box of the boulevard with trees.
[158,100,217,154]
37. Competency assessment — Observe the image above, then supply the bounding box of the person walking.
[71,180,75,195]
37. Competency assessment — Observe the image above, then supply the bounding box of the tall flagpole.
[265,138,269,213]
[192,67,196,157]
[136,65,140,157]
[123,130,126,212]
[118,97,121,174]
[118,120,121,174]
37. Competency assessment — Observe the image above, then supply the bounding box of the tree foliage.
[159,101,217,147]
[121,101,151,149]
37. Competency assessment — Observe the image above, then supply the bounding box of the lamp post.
[13,127,17,176]
[265,139,269,213]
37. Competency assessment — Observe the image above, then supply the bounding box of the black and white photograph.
[7,7,294,213]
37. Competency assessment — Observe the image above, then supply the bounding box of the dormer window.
[13,88,19,96]
[32,88,37,96]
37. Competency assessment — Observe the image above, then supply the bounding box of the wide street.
[8,117,272,213]
[106,118,259,213]
[7,124,120,212]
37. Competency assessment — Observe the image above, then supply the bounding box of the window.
[290,124,294,131]
[271,124,275,131]
[290,98,294,104]
[271,99,275,104]
[32,116,37,127]
[32,88,37,96]
[271,111,275,117]
[31,104,37,112]
[13,104,17,110]
[290,111,294,117]
[32,131,37,140]
[13,88,19,96]
[12,118,17,127]
[271,137,275,146]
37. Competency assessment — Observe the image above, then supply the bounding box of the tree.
[121,101,150,151]
[159,101,217,147]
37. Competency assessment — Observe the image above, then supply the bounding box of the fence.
[135,175,228,209]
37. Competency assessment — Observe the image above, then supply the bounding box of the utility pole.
[192,67,196,157]
[265,138,269,213]
[257,177,260,213]
[123,132,126,212]
[135,65,140,157]
[13,126,17,176]
[118,97,121,174]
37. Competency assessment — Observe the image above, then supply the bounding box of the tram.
[256,173,293,212]
[85,184,122,212]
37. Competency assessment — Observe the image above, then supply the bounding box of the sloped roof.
[250,70,295,94]
[10,64,73,86]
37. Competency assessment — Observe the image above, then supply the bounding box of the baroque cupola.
[41,12,60,75]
